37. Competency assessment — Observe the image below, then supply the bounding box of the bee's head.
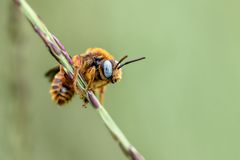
[100,55,145,83]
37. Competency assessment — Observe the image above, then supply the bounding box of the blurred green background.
[1,0,240,160]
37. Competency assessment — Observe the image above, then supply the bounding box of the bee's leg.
[59,65,65,72]
[73,67,88,108]
[72,55,83,93]
[82,98,89,108]
[99,86,106,105]
[85,67,96,89]
[73,65,81,94]
[79,67,96,108]
[82,90,95,108]
[72,55,87,107]
[74,70,88,108]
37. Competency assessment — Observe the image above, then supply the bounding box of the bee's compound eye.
[103,60,112,78]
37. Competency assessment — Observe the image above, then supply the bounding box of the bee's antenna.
[117,57,146,69]
[115,55,128,68]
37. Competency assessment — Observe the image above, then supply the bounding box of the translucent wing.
[45,66,60,82]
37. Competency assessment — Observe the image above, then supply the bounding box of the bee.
[45,48,145,107]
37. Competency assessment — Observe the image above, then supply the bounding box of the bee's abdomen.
[50,72,74,105]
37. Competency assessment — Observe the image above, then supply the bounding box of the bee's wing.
[45,66,60,82]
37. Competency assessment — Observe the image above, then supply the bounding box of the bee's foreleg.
[85,67,96,90]
[99,86,106,105]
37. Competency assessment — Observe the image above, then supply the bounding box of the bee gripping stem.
[14,0,145,159]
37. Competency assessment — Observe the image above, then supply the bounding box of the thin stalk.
[13,0,144,159]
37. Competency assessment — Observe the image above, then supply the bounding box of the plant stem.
[14,0,144,159]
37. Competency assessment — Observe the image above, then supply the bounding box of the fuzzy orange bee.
[45,48,145,107]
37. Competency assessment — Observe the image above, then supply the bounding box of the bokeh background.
[1,0,240,160]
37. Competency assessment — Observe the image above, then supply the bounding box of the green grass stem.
[14,0,144,159]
